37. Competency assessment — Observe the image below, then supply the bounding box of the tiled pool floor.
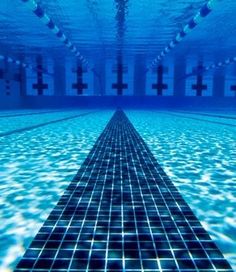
[0,110,113,271]
[15,110,233,272]
[127,110,236,270]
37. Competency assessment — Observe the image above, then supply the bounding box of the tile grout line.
[14,109,233,272]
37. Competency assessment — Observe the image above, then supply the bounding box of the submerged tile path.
[15,110,233,272]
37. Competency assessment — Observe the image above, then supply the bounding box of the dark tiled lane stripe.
[174,110,236,121]
[0,110,64,118]
[164,112,236,128]
[15,110,233,272]
[0,111,96,138]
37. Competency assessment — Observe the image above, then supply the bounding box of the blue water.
[1,0,236,271]
[1,0,236,61]
[0,109,235,271]
[0,110,113,271]
[127,110,236,270]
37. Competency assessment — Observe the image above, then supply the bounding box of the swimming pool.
[127,110,236,270]
[0,109,235,271]
[0,110,113,271]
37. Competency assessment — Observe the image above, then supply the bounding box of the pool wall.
[0,56,236,111]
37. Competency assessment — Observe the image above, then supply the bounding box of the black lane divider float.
[164,112,236,128]
[0,111,97,138]
[15,110,232,271]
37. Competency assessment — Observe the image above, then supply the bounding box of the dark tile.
[52,259,70,269]
[212,259,232,269]
[16,259,35,269]
[14,110,232,272]
[34,259,53,269]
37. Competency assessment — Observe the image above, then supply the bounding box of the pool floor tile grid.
[14,110,233,272]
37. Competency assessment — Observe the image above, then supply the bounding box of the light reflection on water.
[0,110,113,271]
[0,109,235,271]
[127,110,236,271]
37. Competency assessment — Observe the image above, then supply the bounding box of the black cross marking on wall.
[192,64,207,96]
[0,69,21,82]
[112,62,128,95]
[72,66,88,95]
[152,65,168,96]
[0,69,11,95]
[5,80,10,96]
[0,69,8,81]
[32,64,48,95]
[0,69,5,79]
[230,84,236,95]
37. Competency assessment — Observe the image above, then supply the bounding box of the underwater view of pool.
[0,109,235,271]
[127,110,236,270]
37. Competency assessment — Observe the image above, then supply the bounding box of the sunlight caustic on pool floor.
[127,110,236,270]
[0,110,113,271]
[0,109,235,271]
